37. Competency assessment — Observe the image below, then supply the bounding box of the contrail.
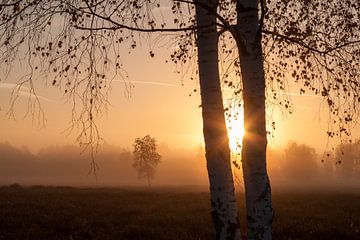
[293,105,314,110]
[0,82,60,103]
[272,91,321,98]
[1,80,320,105]
[0,83,31,91]
[111,80,185,87]
[112,80,321,99]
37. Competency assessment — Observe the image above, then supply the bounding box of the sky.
[0,45,354,154]
[0,47,201,152]
[0,2,359,155]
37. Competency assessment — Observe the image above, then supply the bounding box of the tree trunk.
[235,0,273,239]
[195,1,241,240]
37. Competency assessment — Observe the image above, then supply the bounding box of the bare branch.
[263,29,360,55]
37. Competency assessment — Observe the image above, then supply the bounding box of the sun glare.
[226,108,245,153]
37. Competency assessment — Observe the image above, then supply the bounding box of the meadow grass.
[0,185,359,239]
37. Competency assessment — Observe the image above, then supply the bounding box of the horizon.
[1,140,359,189]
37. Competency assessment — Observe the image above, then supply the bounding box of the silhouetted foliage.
[1,0,359,145]
[133,135,161,187]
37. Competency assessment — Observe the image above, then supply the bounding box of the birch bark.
[195,1,241,239]
[235,0,273,239]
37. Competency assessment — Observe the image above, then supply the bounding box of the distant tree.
[132,135,161,187]
[283,142,319,182]
[335,140,360,182]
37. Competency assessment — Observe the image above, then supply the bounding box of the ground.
[0,185,359,240]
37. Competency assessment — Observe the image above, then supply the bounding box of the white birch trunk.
[235,0,273,239]
[195,1,242,240]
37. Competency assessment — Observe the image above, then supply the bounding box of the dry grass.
[0,185,359,240]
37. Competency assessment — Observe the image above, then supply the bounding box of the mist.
[0,141,359,190]
[0,142,208,187]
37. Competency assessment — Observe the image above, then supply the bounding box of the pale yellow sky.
[1,46,358,154]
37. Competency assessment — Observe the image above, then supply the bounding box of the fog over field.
[0,142,207,187]
[1,141,359,189]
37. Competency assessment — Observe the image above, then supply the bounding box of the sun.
[226,108,245,153]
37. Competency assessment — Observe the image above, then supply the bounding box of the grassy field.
[0,185,359,240]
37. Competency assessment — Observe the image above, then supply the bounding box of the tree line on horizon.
[0,141,359,187]
[268,141,360,186]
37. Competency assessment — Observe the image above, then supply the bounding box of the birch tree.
[235,1,272,238]
[133,135,161,187]
[195,1,241,239]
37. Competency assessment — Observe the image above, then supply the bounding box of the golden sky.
[0,46,358,154]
